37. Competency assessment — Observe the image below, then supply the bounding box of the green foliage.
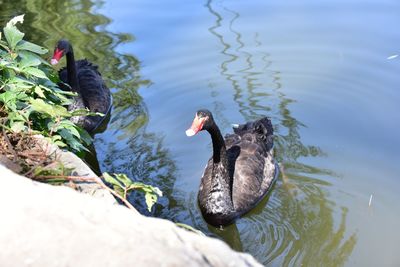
[103,172,203,234]
[0,15,93,153]
[103,172,162,212]
[33,162,74,184]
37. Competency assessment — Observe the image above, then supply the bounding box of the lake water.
[2,0,399,266]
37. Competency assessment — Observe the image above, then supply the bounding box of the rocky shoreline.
[0,140,262,267]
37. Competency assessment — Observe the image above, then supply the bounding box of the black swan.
[186,109,278,226]
[50,39,111,133]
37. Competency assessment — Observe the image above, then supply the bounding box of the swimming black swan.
[186,109,278,226]
[50,39,111,133]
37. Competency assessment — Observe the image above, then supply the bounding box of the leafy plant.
[103,172,162,212]
[0,15,93,152]
[33,162,75,184]
[0,15,200,235]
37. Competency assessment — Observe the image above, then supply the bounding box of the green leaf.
[7,111,27,122]
[23,67,48,79]
[30,98,70,117]
[0,55,12,67]
[29,98,55,116]
[145,192,158,212]
[51,135,62,142]
[0,91,16,103]
[34,86,45,98]
[54,140,67,147]
[58,121,81,138]
[10,121,26,132]
[104,172,126,187]
[103,172,125,190]
[126,182,162,211]
[17,40,48,54]
[102,172,162,211]
[0,42,9,53]
[103,172,118,183]
[3,15,25,50]
[50,135,67,148]
[0,91,17,111]
[8,76,35,88]
[19,51,42,68]
[3,64,21,73]
[112,173,133,187]
[33,162,73,178]
[39,81,58,91]
[57,128,87,152]
[70,108,91,117]
[38,84,72,105]
[51,87,77,96]
[76,126,92,145]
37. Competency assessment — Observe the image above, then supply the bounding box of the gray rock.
[0,165,262,267]
[0,155,22,173]
[34,135,117,204]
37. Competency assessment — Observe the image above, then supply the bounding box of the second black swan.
[186,109,278,226]
[51,39,111,133]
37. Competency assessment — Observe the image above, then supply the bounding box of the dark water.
[2,0,400,266]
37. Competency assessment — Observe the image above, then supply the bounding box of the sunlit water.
[2,0,400,266]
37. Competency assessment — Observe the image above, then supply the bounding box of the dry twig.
[2,127,18,162]
[34,174,139,214]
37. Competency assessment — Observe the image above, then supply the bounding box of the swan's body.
[51,39,111,132]
[186,110,278,226]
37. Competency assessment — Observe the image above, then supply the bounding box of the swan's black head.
[186,109,215,136]
[51,39,71,65]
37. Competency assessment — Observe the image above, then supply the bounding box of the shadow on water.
[0,1,178,215]
[205,0,357,265]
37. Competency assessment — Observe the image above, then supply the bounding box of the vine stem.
[1,119,18,162]
[34,174,139,214]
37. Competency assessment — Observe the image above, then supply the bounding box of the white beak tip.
[186,129,196,137]
[50,59,59,65]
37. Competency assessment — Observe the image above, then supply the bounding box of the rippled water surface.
[2,0,400,266]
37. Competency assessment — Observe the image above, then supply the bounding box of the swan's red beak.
[186,114,205,137]
[51,48,64,65]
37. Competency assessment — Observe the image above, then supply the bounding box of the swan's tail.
[232,117,274,151]
[232,117,273,137]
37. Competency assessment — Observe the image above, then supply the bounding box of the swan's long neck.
[207,123,234,211]
[65,44,79,92]
[209,124,227,166]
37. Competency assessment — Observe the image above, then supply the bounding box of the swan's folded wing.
[224,133,241,148]
[231,142,268,212]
